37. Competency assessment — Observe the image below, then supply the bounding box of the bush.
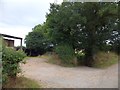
[25,31,47,56]
[92,52,118,68]
[15,46,26,52]
[2,46,26,84]
[54,44,75,65]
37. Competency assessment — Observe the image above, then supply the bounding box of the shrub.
[15,46,26,52]
[92,52,118,68]
[2,46,26,84]
[54,44,75,65]
[25,31,47,56]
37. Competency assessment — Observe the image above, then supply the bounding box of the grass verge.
[92,52,118,68]
[3,76,41,88]
[41,52,119,68]
[41,53,77,67]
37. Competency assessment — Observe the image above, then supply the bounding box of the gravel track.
[20,57,118,88]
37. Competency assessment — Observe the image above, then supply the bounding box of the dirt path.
[20,57,118,88]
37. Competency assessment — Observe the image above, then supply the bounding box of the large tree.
[75,2,118,65]
[46,2,118,65]
[25,24,48,56]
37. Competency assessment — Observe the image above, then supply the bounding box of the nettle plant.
[2,45,26,83]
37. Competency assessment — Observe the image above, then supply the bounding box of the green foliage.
[25,2,119,67]
[42,52,76,67]
[15,46,26,51]
[92,52,118,68]
[25,31,45,50]
[2,47,26,83]
[46,3,86,45]
[55,44,75,65]
[25,24,51,56]
[46,2,118,66]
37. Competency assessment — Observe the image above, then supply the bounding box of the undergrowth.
[3,76,41,88]
[92,52,118,68]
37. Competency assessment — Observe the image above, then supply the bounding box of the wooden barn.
[0,33,22,48]
[4,39,14,47]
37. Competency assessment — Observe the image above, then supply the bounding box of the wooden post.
[20,38,22,50]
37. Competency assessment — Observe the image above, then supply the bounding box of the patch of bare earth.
[20,57,118,88]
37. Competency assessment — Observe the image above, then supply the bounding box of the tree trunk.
[85,48,94,67]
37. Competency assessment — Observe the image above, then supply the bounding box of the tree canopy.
[25,24,47,56]
[45,2,118,65]
[25,2,119,64]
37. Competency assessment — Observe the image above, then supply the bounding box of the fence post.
[20,38,22,50]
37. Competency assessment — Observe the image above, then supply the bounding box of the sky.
[0,0,62,46]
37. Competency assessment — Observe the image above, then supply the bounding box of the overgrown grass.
[3,76,41,88]
[41,51,118,68]
[41,52,77,67]
[55,44,75,65]
[92,52,118,68]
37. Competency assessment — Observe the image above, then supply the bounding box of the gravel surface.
[20,57,118,88]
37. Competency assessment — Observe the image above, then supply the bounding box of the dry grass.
[40,52,118,68]
[3,76,41,88]
[41,52,61,65]
[40,52,77,67]
[93,52,118,68]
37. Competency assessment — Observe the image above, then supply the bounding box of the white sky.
[0,0,63,46]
